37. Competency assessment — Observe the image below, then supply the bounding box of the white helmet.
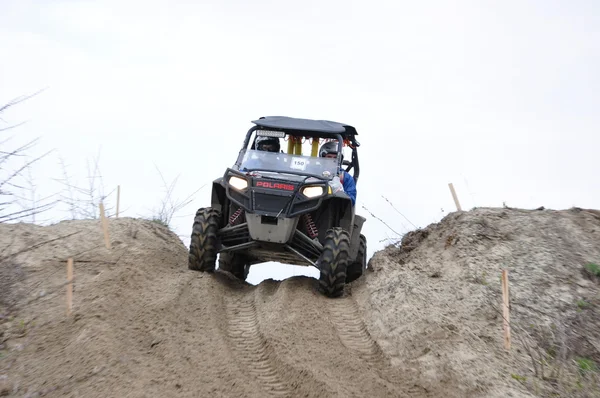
[319,141,339,157]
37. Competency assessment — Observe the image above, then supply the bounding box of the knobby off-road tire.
[318,227,351,298]
[188,208,221,272]
[218,252,250,281]
[346,234,367,283]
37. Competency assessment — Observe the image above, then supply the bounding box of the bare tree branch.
[151,164,206,227]
[1,89,55,223]
[361,204,404,239]
[0,88,48,115]
[53,149,114,220]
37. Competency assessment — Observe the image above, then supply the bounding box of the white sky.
[1,0,599,284]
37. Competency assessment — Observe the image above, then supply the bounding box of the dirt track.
[0,218,422,397]
[2,207,600,397]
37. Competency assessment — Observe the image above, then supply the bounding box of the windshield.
[238,149,339,180]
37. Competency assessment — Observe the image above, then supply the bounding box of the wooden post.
[66,258,73,316]
[116,185,120,218]
[99,202,111,249]
[502,269,511,350]
[448,183,462,211]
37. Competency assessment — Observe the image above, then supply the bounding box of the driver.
[239,135,281,172]
[319,141,357,206]
[255,136,280,152]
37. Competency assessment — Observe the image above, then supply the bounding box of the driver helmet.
[255,136,280,152]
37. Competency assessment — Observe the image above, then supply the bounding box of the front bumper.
[223,169,328,218]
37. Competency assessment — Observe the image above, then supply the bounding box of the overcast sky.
[1,0,598,284]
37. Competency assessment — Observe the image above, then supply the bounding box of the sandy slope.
[0,218,419,397]
[1,207,599,397]
[353,207,600,397]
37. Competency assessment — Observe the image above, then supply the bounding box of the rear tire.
[218,252,250,281]
[346,234,367,283]
[188,208,221,272]
[318,227,351,298]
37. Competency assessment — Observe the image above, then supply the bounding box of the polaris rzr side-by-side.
[187,116,367,297]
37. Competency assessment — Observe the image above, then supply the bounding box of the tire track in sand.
[328,297,386,364]
[224,293,290,397]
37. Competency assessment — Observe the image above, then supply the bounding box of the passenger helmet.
[319,141,340,157]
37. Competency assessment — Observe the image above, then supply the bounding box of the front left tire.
[188,207,221,272]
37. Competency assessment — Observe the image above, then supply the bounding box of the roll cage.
[234,116,361,184]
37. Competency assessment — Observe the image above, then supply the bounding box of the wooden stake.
[448,183,462,211]
[502,269,511,350]
[66,258,73,316]
[116,185,120,218]
[99,202,111,249]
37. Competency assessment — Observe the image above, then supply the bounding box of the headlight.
[302,186,324,198]
[229,176,248,190]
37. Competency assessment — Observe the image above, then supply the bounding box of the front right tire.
[188,207,221,272]
[346,234,367,283]
[318,227,351,298]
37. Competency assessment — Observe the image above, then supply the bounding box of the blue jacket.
[340,170,357,206]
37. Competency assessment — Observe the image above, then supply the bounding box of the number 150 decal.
[290,157,307,171]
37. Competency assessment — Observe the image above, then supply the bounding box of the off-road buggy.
[188,116,367,297]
